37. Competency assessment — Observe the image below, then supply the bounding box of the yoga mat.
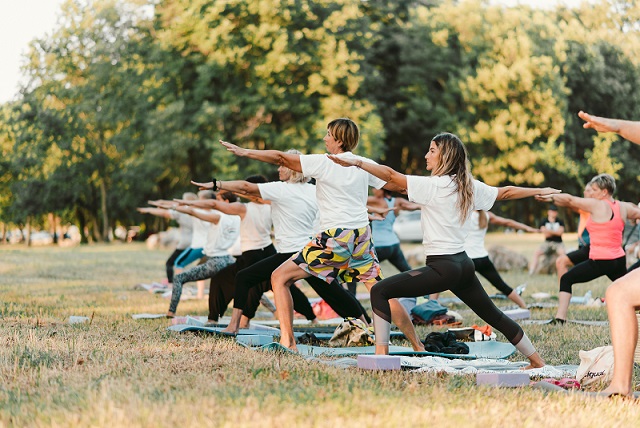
[522,319,609,326]
[169,325,402,341]
[255,340,516,360]
[132,313,166,319]
[168,324,280,335]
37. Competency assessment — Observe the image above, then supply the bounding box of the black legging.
[370,252,524,346]
[473,256,513,296]
[348,243,411,296]
[208,244,278,321]
[559,256,627,294]
[165,248,184,284]
[234,251,370,321]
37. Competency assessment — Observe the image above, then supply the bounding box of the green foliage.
[2,0,640,233]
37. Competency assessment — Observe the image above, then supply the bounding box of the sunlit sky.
[0,0,592,104]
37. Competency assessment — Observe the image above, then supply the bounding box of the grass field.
[0,234,639,427]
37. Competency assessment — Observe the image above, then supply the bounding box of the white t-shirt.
[258,181,318,253]
[240,202,273,252]
[464,211,489,259]
[299,153,386,230]
[190,209,211,249]
[203,212,241,257]
[407,175,498,256]
[169,210,193,250]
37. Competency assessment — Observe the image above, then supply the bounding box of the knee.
[605,279,628,305]
[270,269,288,289]
[370,283,386,302]
[555,255,569,270]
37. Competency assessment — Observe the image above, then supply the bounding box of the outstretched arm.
[137,207,172,219]
[219,140,302,172]
[148,200,175,209]
[174,198,247,218]
[175,206,221,224]
[621,201,640,222]
[535,193,601,214]
[578,111,640,145]
[488,212,539,233]
[496,186,560,201]
[395,198,422,212]
[191,179,261,198]
[327,155,405,192]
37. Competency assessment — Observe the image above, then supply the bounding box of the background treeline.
[1,0,640,243]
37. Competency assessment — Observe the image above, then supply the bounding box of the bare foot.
[414,343,426,352]
[279,339,298,352]
[310,318,319,324]
[166,311,175,318]
[601,385,632,397]
[221,327,238,334]
[239,321,250,329]
[522,354,545,370]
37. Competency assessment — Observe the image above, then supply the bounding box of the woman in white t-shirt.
[194,152,370,335]
[215,119,423,351]
[330,132,559,368]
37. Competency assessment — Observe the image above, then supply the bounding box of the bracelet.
[212,178,219,191]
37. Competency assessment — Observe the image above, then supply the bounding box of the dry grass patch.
[0,240,639,427]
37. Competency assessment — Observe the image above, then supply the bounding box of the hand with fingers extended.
[537,188,561,197]
[190,180,215,190]
[578,111,621,134]
[326,154,361,168]
[137,207,152,214]
[219,140,248,157]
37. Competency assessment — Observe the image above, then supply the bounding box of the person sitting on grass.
[329,132,558,368]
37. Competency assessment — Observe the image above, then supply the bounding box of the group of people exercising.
[138,111,640,397]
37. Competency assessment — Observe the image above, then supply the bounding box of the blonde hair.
[431,133,474,224]
[588,173,616,195]
[182,192,197,201]
[327,118,359,152]
[285,149,307,183]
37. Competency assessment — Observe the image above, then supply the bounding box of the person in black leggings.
[330,132,557,367]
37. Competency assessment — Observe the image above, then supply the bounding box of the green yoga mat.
[255,341,516,360]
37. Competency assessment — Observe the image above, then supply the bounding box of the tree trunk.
[25,217,31,247]
[77,208,89,244]
[0,222,5,245]
[99,179,109,242]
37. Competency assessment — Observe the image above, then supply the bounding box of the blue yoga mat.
[255,341,516,360]
[168,325,403,340]
[167,325,276,336]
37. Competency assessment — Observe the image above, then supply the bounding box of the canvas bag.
[328,318,374,347]
[576,346,614,387]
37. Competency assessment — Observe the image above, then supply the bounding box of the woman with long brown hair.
[330,132,558,368]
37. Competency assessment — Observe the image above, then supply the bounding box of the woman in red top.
[538,173,640,323]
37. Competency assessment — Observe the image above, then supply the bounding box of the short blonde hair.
[327,118,359,152]
[589,174,616,195]
[285,149,307,183]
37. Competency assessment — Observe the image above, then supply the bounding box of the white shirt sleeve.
[406,175,437,206]
[299,154,327,179]
[473,180,499,211]
[257,182,285,202]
